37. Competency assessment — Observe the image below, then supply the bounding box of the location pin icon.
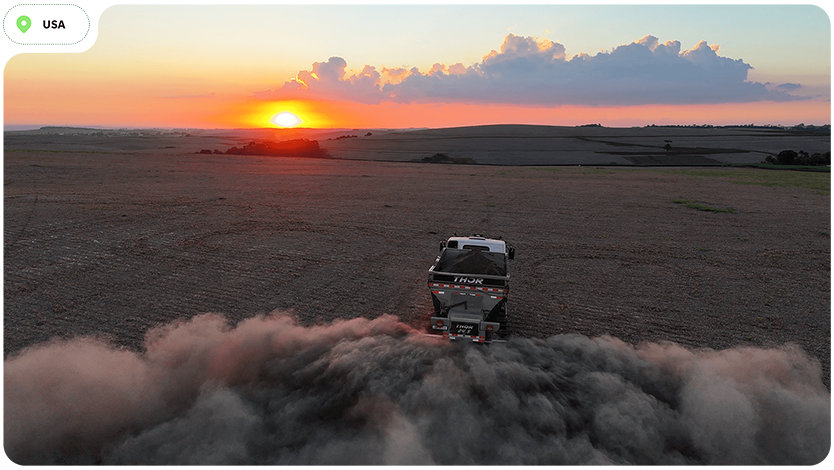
[17,15,31,33]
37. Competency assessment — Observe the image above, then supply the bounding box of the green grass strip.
[660,168,829,195]
[673,199,736,213]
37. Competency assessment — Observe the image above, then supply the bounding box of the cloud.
[257,34,801,106]
[5,312,829,465]
[774,82,802,90]
[255,56,384,103]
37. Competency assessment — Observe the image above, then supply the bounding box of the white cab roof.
[448,236,507,253]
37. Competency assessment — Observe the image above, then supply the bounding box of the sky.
[4,4,831,129]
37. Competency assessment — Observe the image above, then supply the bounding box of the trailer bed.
[432,248,507,277]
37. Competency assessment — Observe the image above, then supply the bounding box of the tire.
[431,294,445,317]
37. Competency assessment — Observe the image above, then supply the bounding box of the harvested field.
[319,124,831,165]
[5,124,830,166]
[4,144,830,386]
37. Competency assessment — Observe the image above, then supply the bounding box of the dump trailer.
[429,236,514,343]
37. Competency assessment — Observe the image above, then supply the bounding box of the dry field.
[6,124,830,166]
[321,124,832,165]
[4,140,830,385]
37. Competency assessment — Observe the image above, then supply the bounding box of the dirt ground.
[321,124,833,165]
[4,148,830,385]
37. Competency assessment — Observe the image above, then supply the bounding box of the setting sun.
[234,100,331,129]
[271,111,302,128]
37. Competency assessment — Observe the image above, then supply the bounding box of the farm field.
[5,135,829,384]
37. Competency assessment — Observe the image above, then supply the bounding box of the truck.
[429,235,515,343]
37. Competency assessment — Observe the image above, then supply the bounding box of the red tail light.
[486,324,494,331]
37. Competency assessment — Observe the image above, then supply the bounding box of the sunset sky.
[4,4,831,129]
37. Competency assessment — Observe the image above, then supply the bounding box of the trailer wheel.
[498,302,509,323]
[496,303,511,340]
[487,299,508,323]
[431,294,445,317]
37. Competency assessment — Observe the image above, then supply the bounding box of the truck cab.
[441,236,515,258]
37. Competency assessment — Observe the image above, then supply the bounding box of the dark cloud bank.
[257,34,802,106]
[5,313,829,465]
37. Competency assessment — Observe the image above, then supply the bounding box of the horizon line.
[5,122,831,132]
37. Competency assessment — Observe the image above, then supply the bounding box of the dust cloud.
[4,312,829,464]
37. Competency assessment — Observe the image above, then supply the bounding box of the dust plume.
[4,312,829,464]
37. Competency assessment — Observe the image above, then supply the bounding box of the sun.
[270,111,302,128]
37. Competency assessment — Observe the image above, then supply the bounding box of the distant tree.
[764,149,830,166]
[794,150,811,165]
[776,150,798,165]
[222,139,328,158]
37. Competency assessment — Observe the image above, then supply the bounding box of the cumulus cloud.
[5,312,829,465]
[254,56,385,103]
[257,34,801,106]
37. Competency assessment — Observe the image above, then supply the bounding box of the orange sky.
[3,5,830,129]
[5,89,827,129]
[229,100,830,129]
[5,52,828,129]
